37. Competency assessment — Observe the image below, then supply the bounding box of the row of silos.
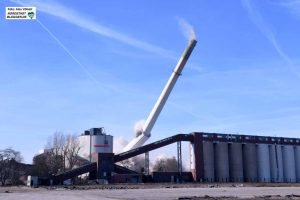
[201,141,300,182]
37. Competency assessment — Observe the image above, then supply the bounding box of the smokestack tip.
[188,39,197,50]
[189,39,197,44]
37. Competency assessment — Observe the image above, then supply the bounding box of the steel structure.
[177,141,182,182]
[115,134,193,162]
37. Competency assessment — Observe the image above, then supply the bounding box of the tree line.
[32,132,81,176]
[119,155,183,173]
[0,148,23,186]
[0,132,81,186]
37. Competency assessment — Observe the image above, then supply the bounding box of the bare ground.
[1,183,300,200]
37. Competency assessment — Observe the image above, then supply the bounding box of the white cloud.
[241,0,300,77]
[11,0,203,77]
[277,0,300,18]
[11,0,175,58]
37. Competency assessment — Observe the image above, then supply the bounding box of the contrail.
[36,19,96,82]
[10,0,202,94]
[11,0,202,72]
[241,0,300,78]
[11,0,175,59]
[36,19,107,87]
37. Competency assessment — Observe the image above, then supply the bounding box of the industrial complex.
[48,130,300,184]
[43,38,300,185]
[51,38,198,185]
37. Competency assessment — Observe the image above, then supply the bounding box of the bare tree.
[64,134,81,170]
[152,156,179,172]
[130,156,145,173]
[117,155,145,173]
[32,152,52,176]
[119,156,182,173]
[33,132,81,176]
[0,148,22,186]
[52,132,66,172]
[117,159,132,169]
[35,132,65,175]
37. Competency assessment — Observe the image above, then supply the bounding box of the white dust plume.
[113,136,128,154]
[134,119,145,137]
[178,18,196,41]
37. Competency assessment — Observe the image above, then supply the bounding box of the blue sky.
[1,0,300,164]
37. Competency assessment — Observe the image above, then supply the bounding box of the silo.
[257,144,271,182]
[276,145,284,182]
[214,142,229,182]
[203,141,215,182]
[78,128,113,162]
[269,145,283,182]
[91,133,113,154]
[282,145,296,182]
[229,143,243,182]
[243,143,257,182]
[294,146,300,182]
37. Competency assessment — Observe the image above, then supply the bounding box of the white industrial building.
[78,128,113,163]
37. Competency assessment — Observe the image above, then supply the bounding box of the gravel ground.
[1,184,300,200]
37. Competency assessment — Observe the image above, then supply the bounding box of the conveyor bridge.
[114,133,193,162]
[53,162,97,184]
[52,133,193,184]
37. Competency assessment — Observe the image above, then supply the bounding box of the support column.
[177,141,182,182]
[144,152,149,175]
[191,133,204,182]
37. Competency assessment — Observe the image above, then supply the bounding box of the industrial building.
[39,38,198,185]
[52,131,300,184]
[78,127,113,163]
[190,132,300,183]
[45,37,300,185]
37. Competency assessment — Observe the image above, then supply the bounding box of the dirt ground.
[1,183,300,200]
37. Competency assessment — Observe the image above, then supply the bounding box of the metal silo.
[91,133,113,153]
[257,144,271,182]
[214,142,229,182]
[294,146,300,182]
[282,145,296,182]
[269,145,283,182]
[203,141,215,182]
[78,128,113,162]
[229,143,243,182]
[243,143,257,182]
